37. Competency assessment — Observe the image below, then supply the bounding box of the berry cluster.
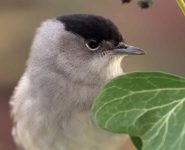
[121,0,153,9]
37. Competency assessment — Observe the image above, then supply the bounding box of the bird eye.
[85,39,100,51]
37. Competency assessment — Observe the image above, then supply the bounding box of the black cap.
[57,14,123,45]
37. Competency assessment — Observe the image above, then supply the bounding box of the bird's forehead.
[56,14,123,44]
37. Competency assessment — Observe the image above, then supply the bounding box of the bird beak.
[113,43,145,55]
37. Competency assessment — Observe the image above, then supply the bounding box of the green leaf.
[91,72,185,150]
[130,136,142,150]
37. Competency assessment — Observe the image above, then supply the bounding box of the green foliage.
[130,136,142,150]
[91,72,185,150]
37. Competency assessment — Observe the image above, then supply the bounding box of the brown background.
[0,0,185,150]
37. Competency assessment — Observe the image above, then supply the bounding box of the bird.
[10,14,145,150]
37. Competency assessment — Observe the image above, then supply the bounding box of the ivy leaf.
[130,136,142,150]
[91,72,185,150]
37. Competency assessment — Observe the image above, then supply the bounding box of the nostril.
[122,44,128,49]
[117,42,128,49]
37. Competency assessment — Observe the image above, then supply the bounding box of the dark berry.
[138,0,150,9]
[121,0,131,4]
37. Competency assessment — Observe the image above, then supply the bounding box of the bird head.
[29,14,145,86]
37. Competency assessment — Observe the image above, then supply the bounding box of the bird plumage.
[10,14,141,150]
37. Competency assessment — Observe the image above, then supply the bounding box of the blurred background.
[0,0,184,150]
